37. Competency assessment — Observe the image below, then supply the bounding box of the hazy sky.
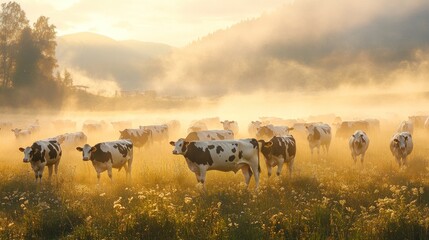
[17,0,290,46]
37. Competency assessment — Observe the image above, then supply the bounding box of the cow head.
[306,125,320,141]
[11,128,21,136]
[393,134,409,155]
[19,146,36,163]
[56,135,66,144]
[169,138,190,155]
[352,132,366,149]
[258,139,274,159]
[76,144,96,161]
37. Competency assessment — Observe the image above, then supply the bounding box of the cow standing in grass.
[76,140,133,182]
[348,130,369,165]
[259,136,296,178]
[306,123,331,159]
[221,120,239,135]
[390,132,413,167]
[170,138,260,189]
[19,139,62,182]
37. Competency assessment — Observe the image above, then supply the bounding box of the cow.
[55,132,87,149]
[82,121,108,133]
[19,139,62,182]
[348,130,370,164]
[76,140,133,182]
[139,124,169,143]
[220,120,239,135]
[306,123,332,159]
[169,138,260,189]
[11,128,31,139]
[408,115,428,129]
[390,132,413,167]
[258,136,296,178]
[397,121,413,135]
[119,129,151,149]
[335,121,369,139]
[256,124,294,140]
[185,130,234,141]
[187,121,208,133]
[248,121,262,137]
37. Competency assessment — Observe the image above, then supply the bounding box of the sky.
[17,0,290,47]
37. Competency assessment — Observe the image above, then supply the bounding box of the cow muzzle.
[83,157,89,161]
[23,159,29,163]
[172,150,178,155]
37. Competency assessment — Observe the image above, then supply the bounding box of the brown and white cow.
[119,128,151,149]
[185,130,234,141]
[221,120,239,135]
[19,139,62,182]
[259,136,296,178]
[348,130,370,164]
[76,140,133,182]
[170,138,260,189]
[390,132,413,167]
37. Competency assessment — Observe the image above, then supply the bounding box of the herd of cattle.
[1,115,427,189]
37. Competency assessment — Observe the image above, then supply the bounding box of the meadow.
[1,115,429,239]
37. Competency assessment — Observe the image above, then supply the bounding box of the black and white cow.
[256,124,294,140]
[169,138,260,189]
[397,121,414,135]
[259,136,296,178]
[139,124,169,143]
[306,123,332,159]
[248,121,262,137]
[390,132,413,167]
[119,129,151,149]
[185,130,234,141]
[221,120,239,135]
[19,139,62,182]
[11,128,31,139]
[76,140,133,182]
[55,132,87,149]
[348,130,370,164]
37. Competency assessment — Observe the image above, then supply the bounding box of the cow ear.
[257,140,265,144]
[76,147,83,152]
[90,147,97,153]
[19,147,25,152]
[220,121,224,124]
[288,127,294,131]
[169,141,175,146]
[265,142,274,148]
[393,139,399,143]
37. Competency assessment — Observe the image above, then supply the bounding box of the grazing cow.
[335,121,369,139]
[220,120,239,135]
[306,123,332,159]
[187,121,208,133]
[259,136,296,178]
[390,132,413,167]
[408,115,428,129]
[169,138,260,189]
[55,132,87,149]
[248,121,262,137]
[119,129,151,148]
[11,128,31,139]
[76,140,133,182]
[256,124,293,140]
[185,130,234,141]
[19,139,62,182]
[397,121,413,135]
[348,130,370,164]
[139,124,169,143]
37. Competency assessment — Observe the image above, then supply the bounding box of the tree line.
[0,1,73,108]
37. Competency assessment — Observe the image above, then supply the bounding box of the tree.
[63,69,73,87]
[12,27,39,88]
[32,16,57,82]
[0,2,29,88]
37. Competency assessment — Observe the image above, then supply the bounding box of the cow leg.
[127,158,133,180]
[288,158,294,178]
[267,165,273,177]
[107,167,113,182]
[241,165,252,187]
[360,153,365,165]
[309,147,314,160]
[249,160,260,190]
[276,159,284,177]
[48,165,53,180]
[34,171,38,182]
[351,153,357,164]
[96,171,101,184]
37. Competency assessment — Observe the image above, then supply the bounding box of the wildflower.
[184,197,192,204]
[217,202,222,208]
[420,187,425,194]
[339,199,346,206]
[99,193,106,197]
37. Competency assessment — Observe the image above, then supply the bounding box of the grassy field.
[1,123,429,239]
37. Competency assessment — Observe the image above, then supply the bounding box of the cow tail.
[257,139,261,173]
